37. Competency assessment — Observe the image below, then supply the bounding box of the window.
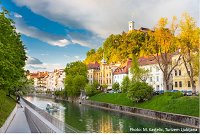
[175,70,177,76]
[175,82,178,87]
[156,67,159,72]
[188,81,191,87]
[156,76,159,81]
[150,67,152,72]
[179,81,182,87]
[179,70,181,76]
[150,77,153,82]
[188,71,191,76]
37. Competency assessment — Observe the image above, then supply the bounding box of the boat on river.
[46,102,59,112]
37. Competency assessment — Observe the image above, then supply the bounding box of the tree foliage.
[121,76,130,93]
[130,54,149,82]
[112,82,120,91]
[0,7,26,95]
[178,13,199,93]
[144,17,179,90]
[64,61,88,98]
[85,81,100,96]
[127,82,153,102]
[84,31,146,64]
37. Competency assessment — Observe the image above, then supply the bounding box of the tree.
[121,76,130,93]
[112,82,120,91]
[0,7,26,96]
[64,61,88,99]
[178,13,199,94]
[85,81,100,96]
[101,84,108,91]
[127,82,153,102]
[86,49,96,57]
[144,17,180,90]
[130,54,149,82]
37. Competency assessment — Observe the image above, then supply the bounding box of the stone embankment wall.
[81,100,199,128]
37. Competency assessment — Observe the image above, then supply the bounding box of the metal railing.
[22,97,79,133]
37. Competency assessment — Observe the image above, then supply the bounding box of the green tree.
[0,7,26,96]
[64,61,88,98]
[101,84,108,91]
[112,82,120,91]
[85,81,100,96]
[127,82,153,102]
[86,49,96,57]
[130,54,149,82]
[121,76,130,93]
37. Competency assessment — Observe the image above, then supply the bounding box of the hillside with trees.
[84,13,199,93]
[84,30,146,64]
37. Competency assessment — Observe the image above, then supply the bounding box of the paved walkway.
[6,99,31,133]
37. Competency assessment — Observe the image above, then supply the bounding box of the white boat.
[46,103,59,112]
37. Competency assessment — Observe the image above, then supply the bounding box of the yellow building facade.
[172,54,199,92]
[87,59,119,90]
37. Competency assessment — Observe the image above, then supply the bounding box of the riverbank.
[0,90,16,127]
[89,93,199,117]
[81,100,199,129]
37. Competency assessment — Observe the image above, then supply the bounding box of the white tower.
[129,21,135,31]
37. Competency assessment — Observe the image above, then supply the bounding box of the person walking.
[16,93,23,108]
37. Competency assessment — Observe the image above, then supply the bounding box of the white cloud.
[25,61,65,72]
[15,19,71,47]
[64,55,84,62]
[14,12,22,18]
[50,39,70,47]
[26,56,43,64]
[13,0,199,39]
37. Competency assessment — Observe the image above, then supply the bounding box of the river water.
[24,96,198,133]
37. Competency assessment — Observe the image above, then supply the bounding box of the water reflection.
[25,96,198,133]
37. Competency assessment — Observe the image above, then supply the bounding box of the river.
[24,96,198,133]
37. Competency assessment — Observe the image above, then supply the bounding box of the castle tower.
[129,21,135,31]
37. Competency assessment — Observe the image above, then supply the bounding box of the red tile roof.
[28,72,48,79]
[138,54,172,66]
[113,58,132,75]
[88,62,100,69]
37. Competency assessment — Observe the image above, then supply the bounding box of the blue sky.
[1,0,199,72]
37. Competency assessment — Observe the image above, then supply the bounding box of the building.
[27,69,65,92]
[87,59,119,90]
[128,21,135,31]
[46,72,55,91]
[128,56,173,91]
[27,72,48,91]
[56,69,65,90]
[87,62,100,84]
[113,58,132,85]
[172,54,199,92]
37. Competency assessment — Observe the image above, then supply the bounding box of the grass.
[89,93,199,117]
[0,90,16,127]
[89,93,133,106]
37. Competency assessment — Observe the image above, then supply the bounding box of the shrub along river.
[24,96,199,133]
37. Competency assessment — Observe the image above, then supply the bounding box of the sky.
[1,0,199,72]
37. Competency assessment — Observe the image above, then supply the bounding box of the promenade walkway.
[6,99,31,133]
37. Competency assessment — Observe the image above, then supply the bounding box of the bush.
[121,76,130,93]
[54,90,66,98]
[127,81,153,102]
[112,82,120,91]
[85,83,101,97]
[164,92,183,99]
